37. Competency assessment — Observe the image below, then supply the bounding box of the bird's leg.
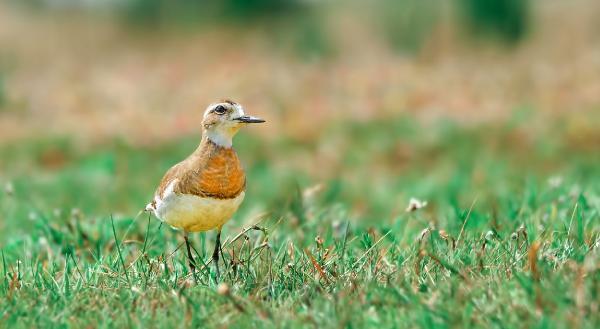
[212,229,222,280]
[184,232,196,273]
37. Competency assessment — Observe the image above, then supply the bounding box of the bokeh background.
[0,0,599,241]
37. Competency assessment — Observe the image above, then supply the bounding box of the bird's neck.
[203,128,235,148]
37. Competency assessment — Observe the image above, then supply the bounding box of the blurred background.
[0,0,599,241]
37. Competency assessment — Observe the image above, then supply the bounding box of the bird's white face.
[202,101,265,147]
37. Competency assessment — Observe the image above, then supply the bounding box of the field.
[1,1,600,328]
[1,114,598,328]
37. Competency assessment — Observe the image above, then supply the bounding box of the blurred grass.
[376,0,443,53]
[1,115,598,238]
[118,0,532,48]
[1,115,597,239]
[122,0,300,26]
[0,115,598,327]
[459,0,530,44]
[13,0,531,50]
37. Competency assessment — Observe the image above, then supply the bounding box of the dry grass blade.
[305,248,330,284]
[528,241,541,281]
[226,214,270,247]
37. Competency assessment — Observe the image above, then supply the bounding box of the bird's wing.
[153,162,185,200]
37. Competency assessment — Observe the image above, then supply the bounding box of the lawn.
[0,115,598,328]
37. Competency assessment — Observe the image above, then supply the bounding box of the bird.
[145,100,265,278]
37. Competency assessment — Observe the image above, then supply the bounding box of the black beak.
[233,115,266,124]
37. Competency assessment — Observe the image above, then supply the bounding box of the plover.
[146,100,265,277]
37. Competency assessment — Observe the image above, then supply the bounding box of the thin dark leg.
[212,229,221,280]
[184,232,196,273]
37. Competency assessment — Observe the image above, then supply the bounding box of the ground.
[0,116,598,328]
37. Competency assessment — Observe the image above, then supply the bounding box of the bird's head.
[202,100,265,147]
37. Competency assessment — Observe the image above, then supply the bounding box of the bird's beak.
[233,115,266,124]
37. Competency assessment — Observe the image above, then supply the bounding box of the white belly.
[150,180,245,232]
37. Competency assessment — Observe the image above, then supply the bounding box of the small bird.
[145,100,265,278]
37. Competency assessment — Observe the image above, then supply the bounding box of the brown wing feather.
[154,162,184,200]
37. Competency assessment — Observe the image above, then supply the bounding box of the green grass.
[0,116,598,328]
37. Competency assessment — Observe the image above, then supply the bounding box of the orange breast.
[196,147,246,199]
[157,139,247,200]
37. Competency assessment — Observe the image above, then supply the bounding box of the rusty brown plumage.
[154,138,246,200]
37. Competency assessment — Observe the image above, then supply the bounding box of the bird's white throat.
[205,129,236,148]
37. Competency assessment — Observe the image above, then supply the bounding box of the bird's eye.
[214,105,227,115]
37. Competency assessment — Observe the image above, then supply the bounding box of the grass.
[0,116,598,328]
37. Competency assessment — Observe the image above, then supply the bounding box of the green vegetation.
[13,0,532,51]
[117,0,301,28]
[459,0,530,44]
[376,0,443,53]
[0,116,598,328]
